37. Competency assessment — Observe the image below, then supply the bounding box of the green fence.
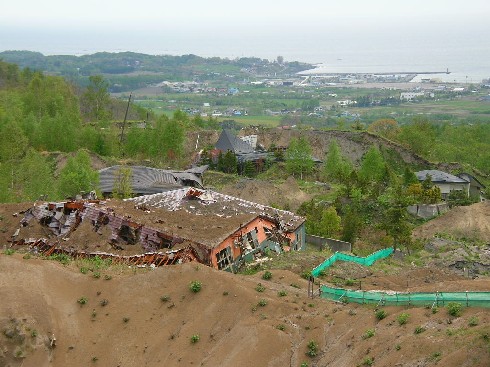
[319,285,490,308]
[311,248,394,277]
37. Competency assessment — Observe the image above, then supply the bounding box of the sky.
[2,0,489,30]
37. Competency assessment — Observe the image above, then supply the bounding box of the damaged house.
[13,188,305,272]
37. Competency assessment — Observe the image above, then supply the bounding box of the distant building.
[457,173,486,201]
[415,170,470,200]
[400,92,425,101]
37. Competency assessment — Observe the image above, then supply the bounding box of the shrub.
[306,340,318,357]
[93,272,101,279]
[255,283,266,292]
[258,299,267,307]
[301,271,312,280]
[277,290,287,297]
[262,271,272,280]
[301,363,308,367]
[123,317,130,323]
[375,309,387,320]
[99,299,109,307]
[160,295,171,303]
[104,275,112,280]
[4,249,15,255]
[276,324,286,331]
[31,330,38,338]
[189,280,202,293]
[397,313,409,325]
[345,279,355,286]
[395,344,401,351]
[414,326,426,334]
[78,297,88,305]
[362,329,375,339]
[468,316,479,327]
[80,267,89,274]
[190,334,200,343]
[362,356,373,366]
[447,302,462,317]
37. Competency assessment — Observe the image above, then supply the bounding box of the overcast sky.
[2,0,489,29]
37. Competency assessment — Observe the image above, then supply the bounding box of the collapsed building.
[12,188,305,272]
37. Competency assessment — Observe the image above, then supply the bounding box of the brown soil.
[1,255,489,367]
[413,202,490,243]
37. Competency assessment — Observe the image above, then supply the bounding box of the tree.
[382,185,413,251]
[285,137,314,179]
[318,207,341,238]
[358,146,386,184]
[112,166,133,199]
[58,150,99,198]
[341,207,362,244]
[367,119,400,140]
[276,56,284,65]
[324,141,352,182]
[82,75,111,122]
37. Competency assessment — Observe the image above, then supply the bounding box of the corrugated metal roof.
[416,170,469,184]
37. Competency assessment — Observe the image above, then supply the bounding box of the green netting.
[319,285,490,308]
[311,248,394,277]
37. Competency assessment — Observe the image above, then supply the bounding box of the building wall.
[436,182,470,198]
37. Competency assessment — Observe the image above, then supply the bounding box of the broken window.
[216,246,233,270]
[118,225,139,245]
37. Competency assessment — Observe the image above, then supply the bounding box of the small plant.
[255,283,266,292]
[301,363,309,367]
[92,356,98,362]
[31,330,38,338]
[432,306,438,314]
[306,340,318,357]
[4,249,15,255]
[301,271,312,280]
[222,291,229,296]
[93,272,101,279]
[348,309,357,316]
[258,299,267,307]
[397,313,410,325]
[395,344,401,351]
[190,334,200,343]
[103,275,112,280]
[447,302,463,317]
[99,299,109,307]
[276,324,286,331]
[362,356,373,366]
[345,278,355,286]
[414,326,426,334]
[262,271,272,280]
[468,316,479,327]
[362,329,375,339]
[78,297,88,305]
[278,290,287,297]
[375,309,387,320]
[80,267,89,274]
[429,352,442,362]
[290,283,301,289]
[92,310,97,318]
[123,317,130,323]
[23,254,31,260]
[160,295,171,303]
[189,280,202,293]
[308,303,315,308]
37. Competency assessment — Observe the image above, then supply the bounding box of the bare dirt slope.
[413,202,490,242]
[1,254,489,367]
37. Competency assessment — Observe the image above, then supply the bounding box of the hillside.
[1,254,489,367]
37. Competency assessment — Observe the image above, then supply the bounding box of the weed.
[262,271,272,280]
[92,310,97,318]
[189,280,202,293]
[362,329,375,339]
[258,299,267,307]
[278,290,287,297]
[99,299,109,307]
[276,324,286,331]
[123,317,130,323]
[93,272,101,279]
[92,356,98,362]
[308,303,314,308]
[4,249,15,255]
[160,295,171,303]
[432,307,438,314]
[301,271,312,280]
[255,283,266,292]
[80,267,89,274]
[395,344,401,351]
[447,302,463,317]
[223,291,229,296]
[31,330,38,338]
[414,326,426,334]
[306,340,318,357]
[345,278,355,286]
[362,356,373,366]
[48,253,71,265]
[429,352,441,362]
[22,254,31,260]
[190,334,200,343]
[300,363,309,367]
[397,313,409,325]
[78,297,88,305]
[468,316,479,327]
[103,274,112,280]
[375,309,387,320]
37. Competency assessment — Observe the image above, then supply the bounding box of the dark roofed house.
[415,169,470,200]
[214,129,271,166]
[99,165,207,197]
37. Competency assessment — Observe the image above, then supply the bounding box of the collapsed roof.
[416,170,469,184]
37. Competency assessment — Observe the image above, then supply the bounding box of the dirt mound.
[413,202,490,242]
[1,254,489,367]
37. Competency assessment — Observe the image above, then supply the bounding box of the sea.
[1,23,490,83]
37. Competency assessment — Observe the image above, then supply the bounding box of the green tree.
[324,141,352,182]
[112,166,133,199]
[285,137,314,179]
[58,150,99,198]
[318,207,341,238]
[359,146,386,184]
[82,75,111,122]
[381,185,412,251]
[341,207,362,244]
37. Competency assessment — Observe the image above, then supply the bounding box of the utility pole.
[119,93,132,145]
